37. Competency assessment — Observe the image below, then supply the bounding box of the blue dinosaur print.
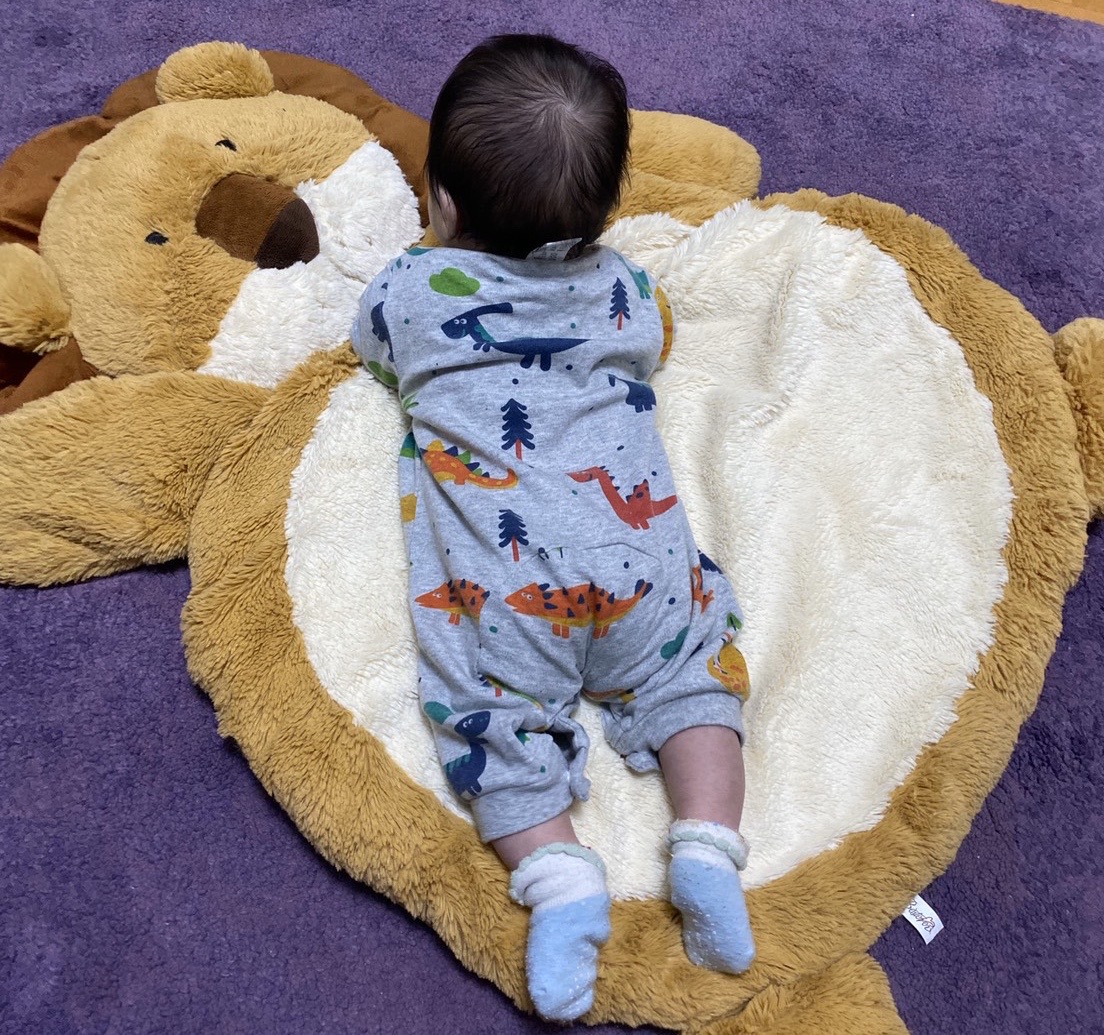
[698,551,722,574]
[441,303,588,371]
[442,711,491,798]
[370,300,394,362]
[608,374,656,412]
[441,303,511,345]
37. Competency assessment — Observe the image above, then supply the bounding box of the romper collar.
[525,238,585,261]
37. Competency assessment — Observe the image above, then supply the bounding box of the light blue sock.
[668,820,755,974]
[509,844,611,1022]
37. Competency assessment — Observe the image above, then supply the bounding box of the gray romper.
[352,240,748,842]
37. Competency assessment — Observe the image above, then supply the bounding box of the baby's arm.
[350,267,399,389]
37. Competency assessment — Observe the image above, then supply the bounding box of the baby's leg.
[418,641,607,1019]
[497,814,611,1023]
[660,725,755,974]
[659,724,745,830]
[493,810,579,867]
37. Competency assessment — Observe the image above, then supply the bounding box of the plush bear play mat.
[1,43,1101,1034]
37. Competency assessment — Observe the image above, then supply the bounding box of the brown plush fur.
[711,954,907,1034]
[0,51,431,251]
[0,119,118,251]
[0,44,1101,1034]
[0,47,432,407]
[0,338,98,415]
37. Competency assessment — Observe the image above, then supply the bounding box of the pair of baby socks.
[510,822,753,1021]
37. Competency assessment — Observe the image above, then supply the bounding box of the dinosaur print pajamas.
[352,240,748,842]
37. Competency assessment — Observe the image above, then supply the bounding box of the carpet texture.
[0,3,1100,1034]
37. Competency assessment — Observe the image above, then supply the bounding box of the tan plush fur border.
[179,188,1091,1032]
[1054,316,1104,516]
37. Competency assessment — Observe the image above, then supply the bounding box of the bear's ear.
[0,244,70,354]
[155,42,275,104]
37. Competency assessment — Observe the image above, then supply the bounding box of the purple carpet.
[1,2,1101,1033]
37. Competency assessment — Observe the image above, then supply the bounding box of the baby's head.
[426,34,630,258]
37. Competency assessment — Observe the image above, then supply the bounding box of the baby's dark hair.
[427,34,631,258]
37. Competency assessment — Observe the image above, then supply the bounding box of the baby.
[352,33,755,1022]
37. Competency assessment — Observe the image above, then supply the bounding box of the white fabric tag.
[902,894,944,944]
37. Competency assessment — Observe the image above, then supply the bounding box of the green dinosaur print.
[661,625,690,659]
[423,701,453,725]
[367,361,397,387]
[430,267,481,296]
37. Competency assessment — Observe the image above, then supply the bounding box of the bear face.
[40,93,375,376]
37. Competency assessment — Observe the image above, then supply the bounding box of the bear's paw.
[0,243,70,354]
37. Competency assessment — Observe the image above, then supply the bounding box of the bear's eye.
[215,138,237,151]
[145,231,169,245]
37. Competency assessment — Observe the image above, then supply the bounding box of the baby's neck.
[437,233,487,253]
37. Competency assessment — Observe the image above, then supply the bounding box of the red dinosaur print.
[568,466,678,530]
[504,579,652,639]
[415,579,490,625]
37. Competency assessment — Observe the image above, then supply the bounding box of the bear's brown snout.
[195,173,320,270]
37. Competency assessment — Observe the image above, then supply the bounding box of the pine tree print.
[500,398,535,459]
[609,278,631,330]
[498,509,529,562]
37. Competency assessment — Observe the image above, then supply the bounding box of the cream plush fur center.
[198,140,422,388]
[284,201,1012,898]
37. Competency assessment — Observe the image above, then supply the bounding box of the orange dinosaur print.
[504,579,653,639]
[707,633,750,701]
[691,564,714,613]
[415,579,490,626]
[423,440,518,489]
[568,466,678,530]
